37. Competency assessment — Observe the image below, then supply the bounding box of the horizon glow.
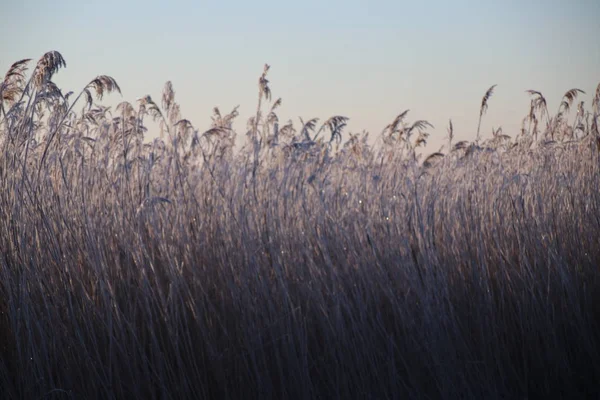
[2,0,599,150]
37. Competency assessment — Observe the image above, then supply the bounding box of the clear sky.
[2,0,599,150]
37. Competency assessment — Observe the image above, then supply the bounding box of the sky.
[2,0,599,150]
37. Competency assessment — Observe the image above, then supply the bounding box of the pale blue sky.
[2,0,599,149]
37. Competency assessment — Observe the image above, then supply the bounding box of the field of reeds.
[1,51,600,399]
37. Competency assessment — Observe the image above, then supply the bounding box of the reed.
[0,51,599,399]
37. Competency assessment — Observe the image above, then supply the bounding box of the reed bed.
[0,51,599,399]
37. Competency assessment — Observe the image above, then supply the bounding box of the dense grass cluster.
[1,51,600,399]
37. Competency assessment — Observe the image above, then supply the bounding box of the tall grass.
[1,51,600,399]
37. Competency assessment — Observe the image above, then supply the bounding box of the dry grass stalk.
[476,84,496,142]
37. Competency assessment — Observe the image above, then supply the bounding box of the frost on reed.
[0,51,600,399]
